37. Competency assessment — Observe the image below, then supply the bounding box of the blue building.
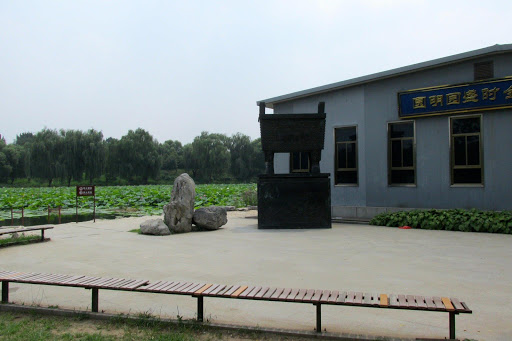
[258,44,512,219]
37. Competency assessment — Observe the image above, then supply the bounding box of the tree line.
[0,129,265,186]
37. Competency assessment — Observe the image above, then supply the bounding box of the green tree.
[60,129,86,186]
[118,128,161,183]
[0,135,12,182]
[228,133,254,181]
[15,132,34,180]
[15,132,35,146]
[160,140,183,173]
[30,129,63,186]
[83,129,105,184]
[2,144,25,184]
[104,137,120,184]
[249,137,265,178]
[188,131,230,182]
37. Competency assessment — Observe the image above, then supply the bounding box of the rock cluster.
[139,173,228,235]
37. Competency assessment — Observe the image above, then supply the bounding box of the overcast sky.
[1,0,510,144]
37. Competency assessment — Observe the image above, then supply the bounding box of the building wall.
[272,52,512,216]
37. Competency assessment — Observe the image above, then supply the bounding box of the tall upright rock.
[163,173,196,233]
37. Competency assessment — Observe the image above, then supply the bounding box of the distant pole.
[93,195,96,223]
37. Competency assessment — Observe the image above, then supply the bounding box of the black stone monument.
[257,102,331,229]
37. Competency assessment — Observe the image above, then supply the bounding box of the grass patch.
[128,229,141,234]
[0,310,310,341]
[0,234,41,247]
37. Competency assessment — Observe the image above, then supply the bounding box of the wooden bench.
[0,226,54,242]
[0,270,472,339]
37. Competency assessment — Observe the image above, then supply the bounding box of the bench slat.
[100,278,128,288]
[461,301,472,313]
[195,284,213,295]
[22,273,54,282]
[432,297,445,310]
[112,279,137,288]
[310,289,324,303]
[380,294,388,307]
[208,284,226,296]
[184,283,205,294]
[87,277,114,286]
[327,290,339,303]
[145,280,171,291]
[6,272,33,280]
[450,297,465,311]
[278,288,292,300]
[294,289,307,302]
[153,281,176,291]
[183,283,204,293]
[302,289,315,302]
[231,286,248,298]
[165,281,187,292]
[369,293,379,306]
[1,272,26,280]
[336,291,347,303]
[286,288,300,302]
[245,286,262,298]
[23,273,46,281]
[269,288,284,300]
[441,297,455,311]
[202,284,219,295]
[406,295,417,308]
[319,290,331,303]
[415,296,427,309]
[389,294,399,307]
[58,275,86,285]
[362,293,372,306]
[171,282,194,293]
[74,276,101,286]
[216,285,233,296]
[44,274,75,284]
[354,292,363,305]
[424,296,436,310]
[397,295,408,307]
[123,279,149,290]
[223,285,240,297]
[253,287,269,299]
[345,292,355,304]
[261,287,277,299]
[142,280,163,290]
[238,286,255,298]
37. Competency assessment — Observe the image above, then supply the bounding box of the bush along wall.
[369,209,512,234]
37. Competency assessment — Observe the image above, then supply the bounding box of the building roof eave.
[257,43,512,109]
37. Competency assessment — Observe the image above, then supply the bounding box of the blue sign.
[398,77,512,118]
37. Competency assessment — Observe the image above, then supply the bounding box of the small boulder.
[164,173,196,233]
[193,206,228,230]
[140,219,170,236]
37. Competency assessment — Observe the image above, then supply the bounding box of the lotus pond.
[0,184,257,226]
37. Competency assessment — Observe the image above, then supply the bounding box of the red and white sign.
[76,186,95,197]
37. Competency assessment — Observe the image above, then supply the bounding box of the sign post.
[76,186,96,223]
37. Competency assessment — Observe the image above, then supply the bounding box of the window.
[450,115,483,185]
[335,126,357,185]
[474,61,494,80]
[388,121,415,185]
[290,152,310,173]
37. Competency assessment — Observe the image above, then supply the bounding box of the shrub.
[369,209,512,234]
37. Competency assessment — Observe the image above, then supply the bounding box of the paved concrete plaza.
[1,212,511,340]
